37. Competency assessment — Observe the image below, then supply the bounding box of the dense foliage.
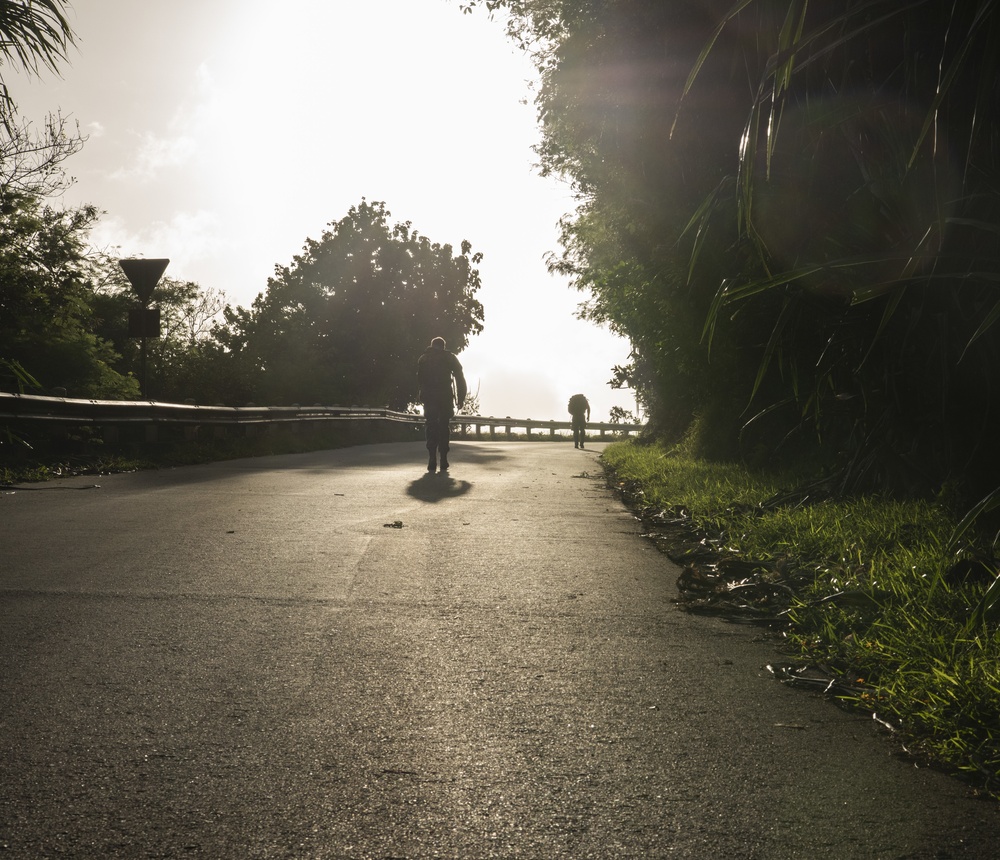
[88,260,227,402]
[468,0,1000,500]
[210,200,484,409]
[0,191,140,398]
[0,0,133,398]
[1,196,485,407]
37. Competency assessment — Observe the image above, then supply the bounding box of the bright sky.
[8,0,637,421]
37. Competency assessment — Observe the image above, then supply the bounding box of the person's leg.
[439,412,452,469]
[425,407,441,471]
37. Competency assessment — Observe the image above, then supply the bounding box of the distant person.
[568,393,591,448]
[417,336,467,472]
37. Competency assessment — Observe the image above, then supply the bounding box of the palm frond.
[0,0,76,113]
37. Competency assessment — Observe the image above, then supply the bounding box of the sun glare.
[6,0,636,420]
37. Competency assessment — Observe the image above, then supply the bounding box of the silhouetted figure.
[568,393,591,448]
[417,337,467,472]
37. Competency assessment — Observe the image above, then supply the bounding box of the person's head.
[430,337,446,350]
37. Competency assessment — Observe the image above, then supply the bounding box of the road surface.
[2,440,999,858]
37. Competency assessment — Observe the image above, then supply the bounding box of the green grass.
[1,451,152,484]
[602,438,1000,796]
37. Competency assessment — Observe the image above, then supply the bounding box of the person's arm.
[453,356,467,407]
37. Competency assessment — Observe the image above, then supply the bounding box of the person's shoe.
[440,456,450,471]
[574,443,579,448]
[579,443,585,449]
[427,455,437,472]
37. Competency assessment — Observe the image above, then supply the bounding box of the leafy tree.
[212,200,484,408]
[466,0,1000,496]
[0,192,138,398]
[0,1,83,199]
[89,257,227,401]
[0,1,111,398]
[607,404,636,425]
[467,0,755,443]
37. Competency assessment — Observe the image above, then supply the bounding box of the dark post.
[119,258,169,397]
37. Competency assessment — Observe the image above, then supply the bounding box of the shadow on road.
[406,473,473,503]
[302,441,514,473]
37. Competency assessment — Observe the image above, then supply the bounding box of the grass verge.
[601,438,1000,797]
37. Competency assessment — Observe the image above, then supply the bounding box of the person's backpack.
[568,394,588,416]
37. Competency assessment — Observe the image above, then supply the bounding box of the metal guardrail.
[0,392,644,443]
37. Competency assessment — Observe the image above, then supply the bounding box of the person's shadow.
[406,473,472,502]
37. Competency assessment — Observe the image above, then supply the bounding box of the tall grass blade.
[975,574,1000,626]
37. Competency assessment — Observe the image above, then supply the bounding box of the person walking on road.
[568,393,590,449]
[417,337,467,473]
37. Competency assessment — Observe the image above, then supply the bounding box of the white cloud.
[108,64,219,183]
[110,129,198,182]
[88,210,223,275]
[146,210,222,264]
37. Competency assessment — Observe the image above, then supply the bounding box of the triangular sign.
[119,258,170,305]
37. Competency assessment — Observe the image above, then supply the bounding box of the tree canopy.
[212,200,484,409]
[1,194,485,408]
[467,0,1000,496]
[0,192,139,398]
[87,258,227,402]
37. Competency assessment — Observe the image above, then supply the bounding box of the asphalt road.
[2,440,999,859]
